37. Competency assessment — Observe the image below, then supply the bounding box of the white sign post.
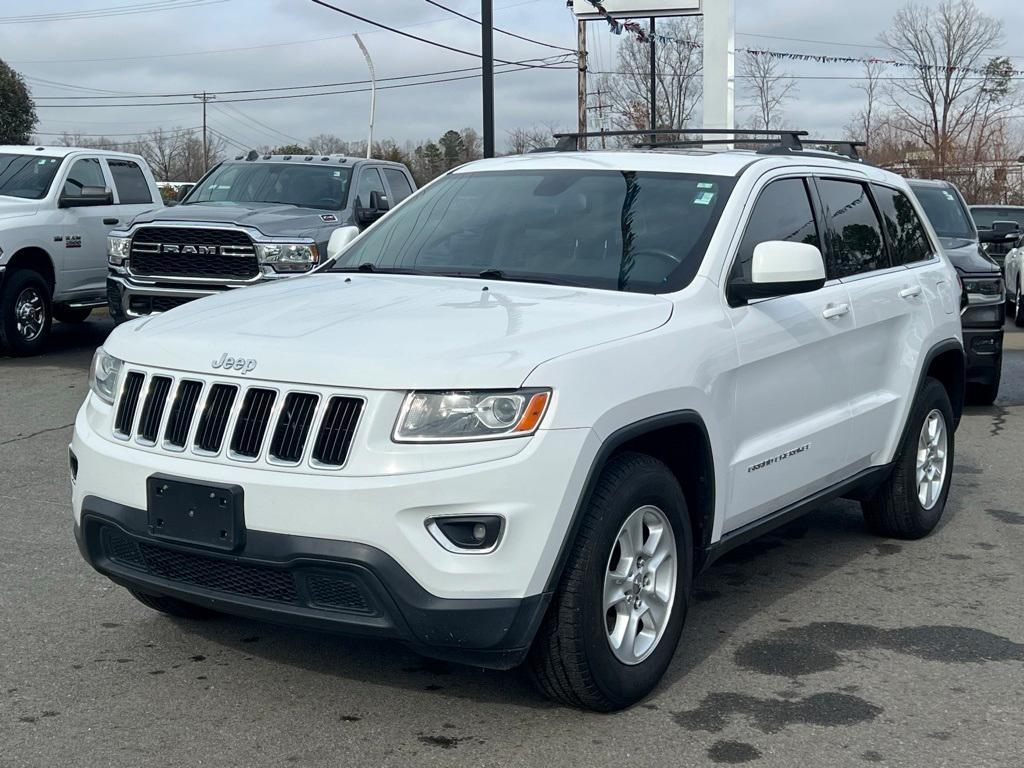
[571,0,734,137]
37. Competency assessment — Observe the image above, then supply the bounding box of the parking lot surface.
[2,316,1023,768]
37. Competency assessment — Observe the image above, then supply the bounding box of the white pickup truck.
[0,146,161,355]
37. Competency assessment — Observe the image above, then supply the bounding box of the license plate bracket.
[146,474,244,551]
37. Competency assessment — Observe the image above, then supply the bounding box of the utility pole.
[577,18,587,150]
[193,92,216,172]
[481,0,495,158]
[649,18,657,145]
[353,34,376,158]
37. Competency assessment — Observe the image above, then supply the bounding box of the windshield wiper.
[331,263,424,275]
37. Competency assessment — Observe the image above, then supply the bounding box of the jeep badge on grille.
[212,353,258,374]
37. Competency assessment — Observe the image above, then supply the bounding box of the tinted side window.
[817,179,887,278]
[108,159,152,204]
[63,158,105,198]
[354,168,386,208]
[382,168,413,204]
[732,178,820,284]
[874,186,933,264]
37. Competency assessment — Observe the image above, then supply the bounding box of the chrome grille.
[164,380,202,448]
[137,376,172,443]
[114,372,145,436]
[129,226,258,280]
[111,371,363,470]
[269,393,319,464]
[194,384,237,454]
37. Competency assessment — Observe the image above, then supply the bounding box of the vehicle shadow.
[165,496,918,711]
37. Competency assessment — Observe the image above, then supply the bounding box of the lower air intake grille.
[195,384,237,453]
[306,573,373,614]
[312,397,363,467]
[269,393,319,463]
[102,527,146,569]
[137,541,298,603]
[114,372,145,435]
[137,376,172,443]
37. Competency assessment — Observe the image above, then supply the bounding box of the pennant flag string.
[579,0,1024,77]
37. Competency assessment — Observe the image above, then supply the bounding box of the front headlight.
[256,242,319,273]
[108,236,131,266]
[89,348,123,404]
[962,276,1004,304]
[393,389,551,443]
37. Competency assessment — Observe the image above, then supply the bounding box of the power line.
[34,59,574,108]
[29,55,571,100]
[32,126,201,138]
[211,103,304,146]
[422,0,574,52]
[0,0,228,24]
[306,0,559,69]
[736,31,1024,61]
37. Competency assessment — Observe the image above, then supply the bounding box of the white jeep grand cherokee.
[71,134,965,711]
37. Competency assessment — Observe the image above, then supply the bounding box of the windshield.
[184,162,353,210]
[331,169,734,293]
[970,206,1024,230]
[910,185,975,239]
[0,154,62,200]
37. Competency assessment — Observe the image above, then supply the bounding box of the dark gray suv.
[106,153,415,320]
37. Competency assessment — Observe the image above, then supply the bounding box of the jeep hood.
[105,274,673,390]
[130,202,333,239]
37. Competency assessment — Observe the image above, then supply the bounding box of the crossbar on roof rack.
[551,128,809,152]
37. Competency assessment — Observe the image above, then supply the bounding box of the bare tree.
[505,124,557,155]
[740,51,797,130]
[846,60,886,147]
[598,17,703,136]
[309,133,348,154]
[880,0,1015,167]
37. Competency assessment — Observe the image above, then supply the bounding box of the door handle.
[103,218,119,225]
[822,303,850,320]
[899,285,922,299]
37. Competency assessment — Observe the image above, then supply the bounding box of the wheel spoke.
[604,574,628,610]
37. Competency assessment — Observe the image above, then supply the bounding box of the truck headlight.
[962,277,1004,304]
[108,236,131,266]
[256,242,319,273]
[393,389,551,443]
[89,348,123,404]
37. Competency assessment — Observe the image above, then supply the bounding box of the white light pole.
[702,0,735,141]
[354,34,375,158]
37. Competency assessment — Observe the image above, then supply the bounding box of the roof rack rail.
[758,139,866,161]
[551,128,808,152]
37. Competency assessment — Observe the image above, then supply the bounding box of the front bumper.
[75,499,549,669]
[963,326,1004,384]
[107,274,246,320]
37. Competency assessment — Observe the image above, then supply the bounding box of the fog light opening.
[426,515,504,554]
[68,447,78,483]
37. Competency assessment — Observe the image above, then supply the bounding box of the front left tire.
[528,452,692,711]
[0,269,53,357]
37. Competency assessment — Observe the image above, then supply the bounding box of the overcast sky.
[5,0,1024,152]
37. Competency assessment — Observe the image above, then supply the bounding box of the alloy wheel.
[916,409,948,510]
[14,287,46,342]
[604,505,677,665]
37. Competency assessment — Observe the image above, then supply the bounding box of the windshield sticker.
[694,191,715,206]
[697,182,715,190]
[943,191,956,201]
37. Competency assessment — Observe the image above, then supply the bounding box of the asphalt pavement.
[1,314,1022,768]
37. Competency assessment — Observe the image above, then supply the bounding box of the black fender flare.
[542,410,714,594]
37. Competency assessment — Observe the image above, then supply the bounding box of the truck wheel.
[53,305,92,324]
[862,377,954,539]
[528,452,692,711]
[128,589,219,619]
[0,270,52,356]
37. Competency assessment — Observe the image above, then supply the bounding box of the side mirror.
[357,190,390,225]
[729,241,827,305]
[59,186,113,208]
